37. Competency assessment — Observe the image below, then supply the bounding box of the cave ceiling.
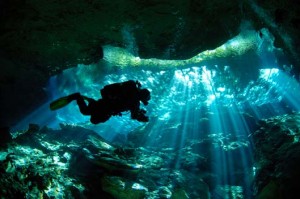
[0,0,300,127]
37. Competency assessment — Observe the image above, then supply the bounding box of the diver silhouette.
[50,80,151,124]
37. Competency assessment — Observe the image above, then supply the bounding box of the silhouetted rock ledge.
[252,112,300,199]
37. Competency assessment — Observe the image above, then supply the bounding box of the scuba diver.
[50,80,151,124]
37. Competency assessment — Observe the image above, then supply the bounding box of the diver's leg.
[90,99,111,124]
[76,95,95,116]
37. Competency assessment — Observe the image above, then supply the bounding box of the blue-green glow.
[12,27,300,199]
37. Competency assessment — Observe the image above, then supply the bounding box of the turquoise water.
[10,28,300,198]
[45,61,300,139]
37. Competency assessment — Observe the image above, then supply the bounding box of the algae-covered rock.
[171,188,189,199]
[257,180,282,199]
[101,176,147,199]
[253,113,300,199]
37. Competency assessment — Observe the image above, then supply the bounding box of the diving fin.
[50,96,73,111]
[49,93,80,111]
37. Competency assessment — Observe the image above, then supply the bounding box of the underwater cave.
[1,0,300,199]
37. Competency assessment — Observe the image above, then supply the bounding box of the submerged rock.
[101,176,147,199]
[0,124,130,198]
[252,112,300,199]
[0,116,276,198]
[1,123,191,198]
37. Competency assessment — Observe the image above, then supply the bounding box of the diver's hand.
[131,109,148,122]
[136,110,149,122]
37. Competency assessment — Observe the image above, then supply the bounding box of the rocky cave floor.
[1,112,300,199]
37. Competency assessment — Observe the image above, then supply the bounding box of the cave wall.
[0,0,299,127]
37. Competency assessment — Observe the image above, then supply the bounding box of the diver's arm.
[130,102,148,122]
